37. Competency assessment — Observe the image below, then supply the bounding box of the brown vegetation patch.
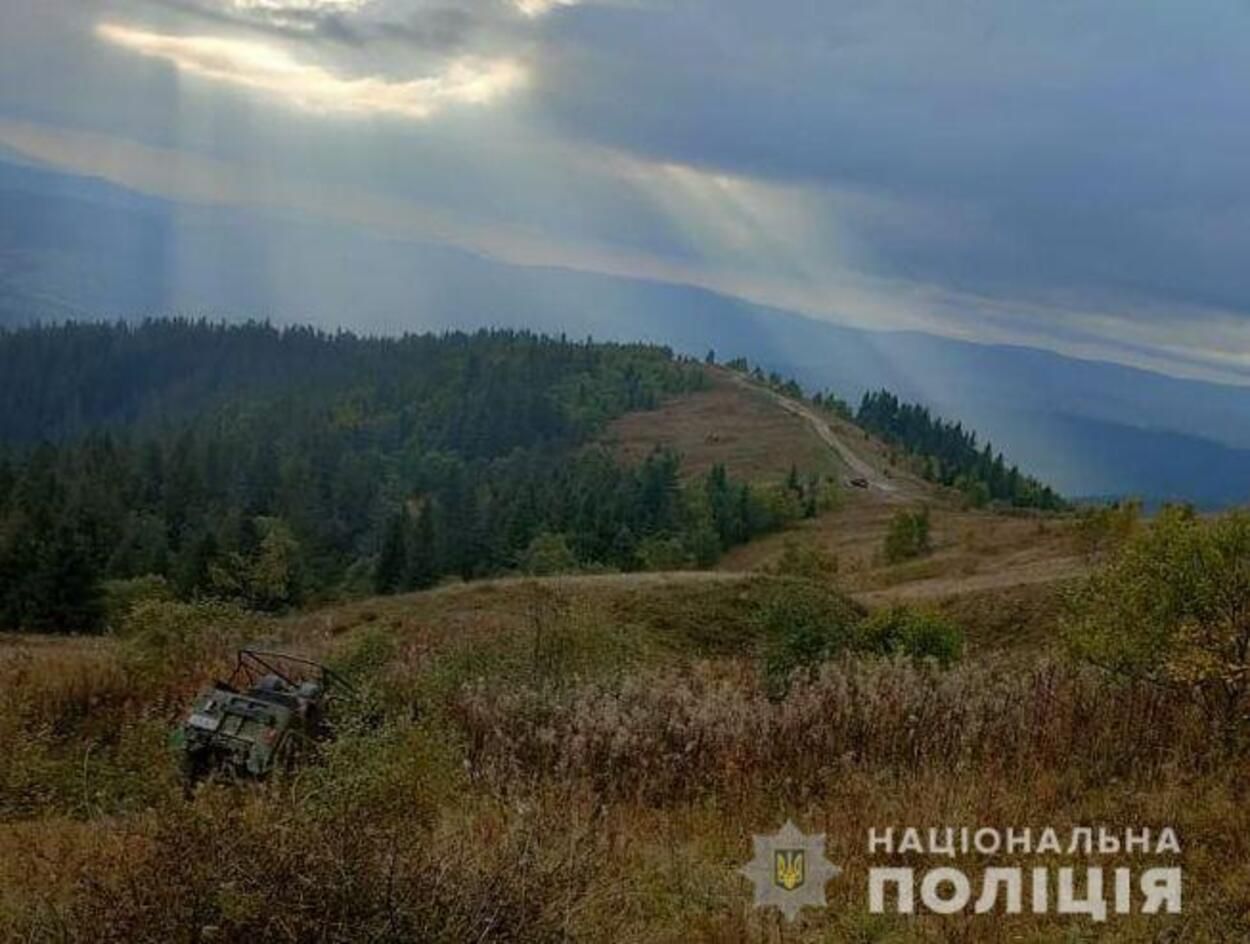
[599,371,844,483]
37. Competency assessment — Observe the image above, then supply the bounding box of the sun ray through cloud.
[512,0,581,18]
[96,21,526,119]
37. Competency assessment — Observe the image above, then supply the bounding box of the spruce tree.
[375,513,408,595]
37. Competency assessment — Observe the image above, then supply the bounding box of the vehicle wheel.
[179,750,210,797]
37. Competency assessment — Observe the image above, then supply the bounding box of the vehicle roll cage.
[224,648,357,698]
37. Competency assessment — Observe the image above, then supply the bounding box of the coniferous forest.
[856,389,1065,510]
[0,321,794,633]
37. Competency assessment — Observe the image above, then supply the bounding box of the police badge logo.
[774,849,805,890]
[740,821,841,921]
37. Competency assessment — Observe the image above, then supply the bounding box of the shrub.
[883,506,931,563]
[810,476,842,514]
[206,516,303,611]
[100,574,174,631]
[1073,498,1142,560]
[858,605,964,667]
[636,535,690,571]
[118,598,259,675]
[330,625,399,684]
[0,754,575,943]
[754,483,804,528]
[955,475,991,508]
[755,582,865,695]
[1063,506,1250,740]
[520,531,578,576]
[767,539,838,580]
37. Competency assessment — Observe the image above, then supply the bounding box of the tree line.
[0,321,798,632]
[856,390,1064,509]
[715,355,1063,510]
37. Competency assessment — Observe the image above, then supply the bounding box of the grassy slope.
[599,367,848,483]
[3,573,1247,941]
[2,373,1247,941]
[604,365,1088,647]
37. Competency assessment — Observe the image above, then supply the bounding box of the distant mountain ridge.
[2,155,1248,507]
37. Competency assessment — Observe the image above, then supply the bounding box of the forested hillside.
[0,319,684,446]
[856,389,1065,510]
[0,322,801,632]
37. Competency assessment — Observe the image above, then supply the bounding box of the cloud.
[218,0,372,33]
[4,116,1249,385]
[226,0,369,18]
[96,21,526,118]
[227,0,369,10]
[160,0,575,48]
[513,0,580,17]
[535,0,1250,329]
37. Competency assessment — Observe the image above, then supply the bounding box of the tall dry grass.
[1,579,1247,942]
[453,656,1211,804]
[0,783,586,943]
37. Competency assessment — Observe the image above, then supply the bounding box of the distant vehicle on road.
[848,477,870,489]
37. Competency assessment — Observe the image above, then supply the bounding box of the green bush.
[636,535,690,571]
[755,483,804,528]
[956,476,991,509]
[206,516,303,611]
[756,582,865,695]
[520,531,578,576]
[767,539,839,580]
[1073,498,1142,560]
[883,506,932,563]
[1063,506,1250,739]
[858,606,964,667]
[101,574,174,631]
[118,598,259,671]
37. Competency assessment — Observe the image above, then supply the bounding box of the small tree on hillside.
[1073,499,1143,561]
[521,531,578,576]
[756,582,865,697]
[1063,506,1250,742]
[249,517,303,610]
[31,524,104,632]
[374,513,407,595]
[406,504,440,590]
[636,535,689,571]
[209,516,302,611]
[859,605,963,668]
[883,506,932,564]
[768,539,839,581]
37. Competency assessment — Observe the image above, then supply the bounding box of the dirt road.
[725,372,913,497]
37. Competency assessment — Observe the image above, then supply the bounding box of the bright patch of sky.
[97,22,525,119]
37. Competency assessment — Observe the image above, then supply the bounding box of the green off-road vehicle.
[173,649,354,785]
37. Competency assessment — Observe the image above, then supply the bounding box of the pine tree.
[375,513,408,595]
[406,504,439,590]
[786,463,801,495]
[29,524,103,633]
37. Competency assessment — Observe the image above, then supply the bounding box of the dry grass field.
[2,378,1246,942]
[599,369,847,483]
[2,570,1246,942]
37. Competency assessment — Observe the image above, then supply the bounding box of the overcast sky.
[2,0,1249,382]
